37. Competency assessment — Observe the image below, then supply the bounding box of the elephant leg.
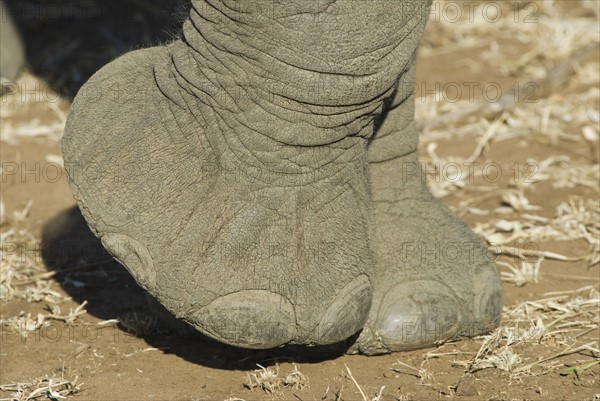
[350,59,503,355]
[0,0,25,83]
[63,0,431,349]
[63,46,374,349]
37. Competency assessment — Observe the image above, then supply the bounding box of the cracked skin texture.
[62,0,502,353]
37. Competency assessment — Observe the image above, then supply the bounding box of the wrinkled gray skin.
[62,0,502,354]
[0,0,25,83]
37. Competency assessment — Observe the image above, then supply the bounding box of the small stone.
[587,109,600,124]
[455,374,477,397]
[494,219,514,232]
[582,125,599,142]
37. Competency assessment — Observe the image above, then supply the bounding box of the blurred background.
[3,0,189,96]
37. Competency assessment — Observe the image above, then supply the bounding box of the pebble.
[455,374,477,397]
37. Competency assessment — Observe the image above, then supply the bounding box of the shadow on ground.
[41,206,354,370]
[5,0,189,97]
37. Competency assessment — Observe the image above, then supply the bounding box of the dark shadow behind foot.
[4,0,190,98]
[41,206,354,370]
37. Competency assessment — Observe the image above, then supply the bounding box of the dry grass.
[391,359,435,386]
[417,16,599,380]
[416,0,600,391]
[1,206,88,398]
[0,73,66,144]
[342,365,386,401]
[0,301,87,339]
[117,312,158,337]
[1,204,41,301]
[418,0,599,203]
[472,198,600,267]
[244,364,308,394]
[0,204,88,335]
[454,286,599,378]
[0,375,81,401]
[497,256,544,287]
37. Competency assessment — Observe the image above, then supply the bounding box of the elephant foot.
[63,41,377,348]
[349,152,503,355]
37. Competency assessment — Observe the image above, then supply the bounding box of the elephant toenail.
[316,274,372,344]
[101,233,156,291]
[471,264,503,335]
[189,290,297,349]
[476,282,503,333]
[376,280,461,351]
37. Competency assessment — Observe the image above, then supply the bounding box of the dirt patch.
[1,1,599,400]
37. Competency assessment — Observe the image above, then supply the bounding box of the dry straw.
[244,364,308,394]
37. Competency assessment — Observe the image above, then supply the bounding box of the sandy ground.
[1,1,599,400]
